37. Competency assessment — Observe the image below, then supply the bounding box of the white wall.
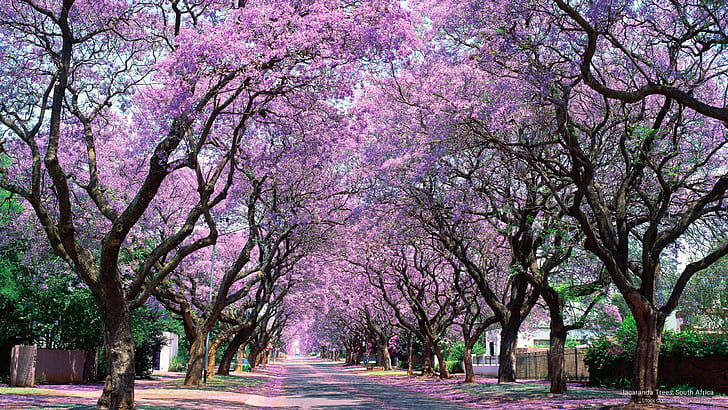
[159,332,179,372]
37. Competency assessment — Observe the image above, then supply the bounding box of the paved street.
[262,357,474,409]
[0,357,476,409]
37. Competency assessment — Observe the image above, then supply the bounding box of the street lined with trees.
[1,0,726,408]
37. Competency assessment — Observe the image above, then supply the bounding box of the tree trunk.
[548,319,567,394]
[184,333,207,385]
[249,345,262,369]
[421,339,434,377]
[631,304,664,404]
[433,342,450,379]
[206,341,219,381]
[498,322,519,383]
[96,300,136,409]
[235,347,246,371]
[377,341,392,370]
[217,327,253,375]
[407,333,414,376]
[463,344,475,383]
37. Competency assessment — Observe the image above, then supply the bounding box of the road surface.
[260,356,473,409]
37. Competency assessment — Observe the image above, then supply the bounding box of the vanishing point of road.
[257,356,474,409]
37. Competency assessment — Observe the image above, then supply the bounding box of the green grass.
[170,374,265,392]
[366,369,409,376]
[0,386,58,395]
[456,382,618,400]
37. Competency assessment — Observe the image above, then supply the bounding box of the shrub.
[661,329,728,358]
[584,315,728,388]
[444,360,463,374]
[583,337,632,388]
[444,342,486,362]
[132,306,168,378]
[168,355,187,372]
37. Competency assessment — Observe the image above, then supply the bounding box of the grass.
[169,374,265,392]
[366,369,409,376]
[0,386,58,395]
[455,382,618,401]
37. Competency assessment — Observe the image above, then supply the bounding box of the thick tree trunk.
[548,320,567,394]
[249,345,262,369]
[96,300,136,409]
[218,344,238,375]
[421,339,434,377]
[498,323,519,383]
[377,341,392,370]
[185,334,207,385]
[463,344,475,383]
[206,341,220,381]
[433,343,450,379]
[217,327,253,375]
[631,305,664,404]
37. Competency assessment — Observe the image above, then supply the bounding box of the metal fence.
[472,355,500,365]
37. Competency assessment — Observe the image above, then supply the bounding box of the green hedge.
[584,316,728,388]
[443,360,463,374]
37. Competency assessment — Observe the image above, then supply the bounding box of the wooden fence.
[515,348,589,381]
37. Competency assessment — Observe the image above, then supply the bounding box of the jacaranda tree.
[0,0,412,407]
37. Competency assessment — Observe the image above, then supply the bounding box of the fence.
[472,355,499,365]
[516,348,589,381]
[472,348,589,381]
[9,345,97,386]
[36,349,96,383]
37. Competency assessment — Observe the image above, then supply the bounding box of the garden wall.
[659,355,728,393]
[36,349,96,383]
[9,346,97,385]
[587,356,728,394]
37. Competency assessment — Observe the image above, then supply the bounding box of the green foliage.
[444,360,463,374]
[0,245,103,350]
[132,306,169,378]
[584,315,728,388]
[565,336,584,348]
[168,355,187,372]
[444,342,486,362]
[661,329,728,357]
[676,255,728,330]
[97,305,176,379]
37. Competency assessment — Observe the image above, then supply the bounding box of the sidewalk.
[0,364,288,409]
[354,366,728,410]
[2,359,726,410]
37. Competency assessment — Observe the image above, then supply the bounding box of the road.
[261,356,473,410]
